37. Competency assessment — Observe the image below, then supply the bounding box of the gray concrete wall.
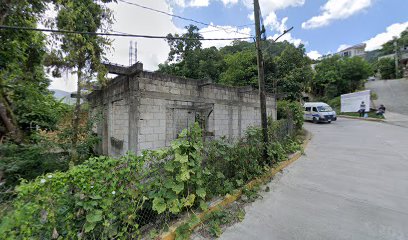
[365,79,408,115]
[88,64,276,156]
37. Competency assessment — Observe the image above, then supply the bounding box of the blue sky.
[49,0,408,91]
[170,0,408,58]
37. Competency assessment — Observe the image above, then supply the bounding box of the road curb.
[338,115,385,122]
[160,130,313,240]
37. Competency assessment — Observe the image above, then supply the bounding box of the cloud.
[266,16,305,47]
[199,24,252,48]
[364,22,408,51]
[243,1,306,47]
[221,0,238,6]
[307,50,322,60]
[172,0,209,7]
[173,0,186,7]
[243,0,305,13]
[189,0,209,7]
[302,0,372,29]
[337,44,351,52]
[106,0,183,70]
[49,0,182,91]
[264,12,280,31]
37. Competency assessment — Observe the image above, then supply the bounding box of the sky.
[49,0,408,91]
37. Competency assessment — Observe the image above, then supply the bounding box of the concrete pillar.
[128,76,140,154]
[228,105,233,139]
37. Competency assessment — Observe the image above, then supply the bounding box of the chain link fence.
[133,116,298,238]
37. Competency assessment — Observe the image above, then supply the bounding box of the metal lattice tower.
[129,41,133,66]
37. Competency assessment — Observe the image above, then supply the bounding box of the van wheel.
[313,117,318,124]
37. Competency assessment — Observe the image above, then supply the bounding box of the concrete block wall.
[135,72,276,152]
[88,65,276,156]
[137,97,167,151]
[110,99,129,156]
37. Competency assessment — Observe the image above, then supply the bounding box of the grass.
[339,111,385,119]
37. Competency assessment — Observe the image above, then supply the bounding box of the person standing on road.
[359,101,366,117]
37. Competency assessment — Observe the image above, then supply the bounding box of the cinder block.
[140,112,154,120]
[145,134,158,142]
[148,119,160,127]
[170,88,180,95]
[139,127,154,135]
[139,142,153,150]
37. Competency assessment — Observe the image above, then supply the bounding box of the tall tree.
[166,24,203,62]
[376,58,396,79]
[312,55,371,98]
[219,50,258,86]
[0,0,51,142]
[273,44,313,100]
[158,25,205,79]
[49,0,113,163]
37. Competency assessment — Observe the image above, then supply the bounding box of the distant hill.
[50,89,76,105]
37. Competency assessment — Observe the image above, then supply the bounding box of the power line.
[0,25,252,41]
[117,0,253,37]
[199,23,253,34]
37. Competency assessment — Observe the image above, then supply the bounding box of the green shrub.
[377,58,396,79]
[327,96,341,112]
[370,91,378,100]
[0,122,302,239]
[203,119,301,197]
[203,129,265,197]
[277,100,304,129]
[0,123,208,239]
[0,143,69,202]
[0,153,153,239]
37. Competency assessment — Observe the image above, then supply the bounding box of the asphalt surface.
[220,119,408,240]
[384,112,408,128]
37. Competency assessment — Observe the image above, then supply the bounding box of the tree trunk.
[0,94,22,143]
[70,68,83,164]
[0,0,23,143]
[0,0,12,26]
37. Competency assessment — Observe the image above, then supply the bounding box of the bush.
[377,58,396,79]
[0,154,149,239]
[0,123,208,239]
[0,143,69,202]
[277,100,304,129]
[203,119,301,197]
[327,96,341,113]
[203,129,265,197]
[0,107,101,204]
[0,122,302,239]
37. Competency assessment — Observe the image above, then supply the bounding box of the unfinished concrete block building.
[88,62,276,156]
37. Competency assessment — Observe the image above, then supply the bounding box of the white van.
[303,102,337,123]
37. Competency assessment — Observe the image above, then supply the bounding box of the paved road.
[220,119,408,240]
[384,112,408,128]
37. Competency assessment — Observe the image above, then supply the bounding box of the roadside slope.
[365,79,408,115]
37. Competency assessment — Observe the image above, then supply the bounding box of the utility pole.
[394,40,399,78]
[253,0,269,163]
